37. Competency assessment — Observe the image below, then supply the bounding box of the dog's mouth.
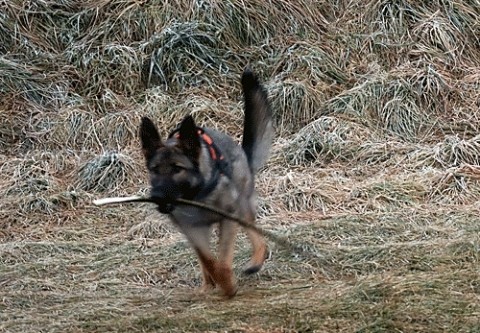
[150,196,176,214]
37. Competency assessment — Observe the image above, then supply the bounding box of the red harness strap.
[172,128,224,162]
[198,130,224,161]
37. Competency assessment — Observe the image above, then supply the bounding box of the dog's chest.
[170,205,223,226]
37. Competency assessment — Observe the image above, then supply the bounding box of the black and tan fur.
[139,67,273,297]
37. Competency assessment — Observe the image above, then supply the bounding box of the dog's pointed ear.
[139,117,162,161]
[178,115,201,158]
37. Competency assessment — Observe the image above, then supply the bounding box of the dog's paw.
[243,245,268,275]
[243,264,263,275]
[223,285,238,299]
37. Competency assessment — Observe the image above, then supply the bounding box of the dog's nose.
[150,190,165,200]
[156,202,175,214]
[150,191,176,214]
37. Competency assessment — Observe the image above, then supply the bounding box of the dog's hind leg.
[243,201,267,275]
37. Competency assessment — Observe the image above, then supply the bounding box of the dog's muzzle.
[150,194,176,214]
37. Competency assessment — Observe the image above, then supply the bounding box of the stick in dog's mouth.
[93,195,241,225]
[93,195,299,252]
[93,195,155,206]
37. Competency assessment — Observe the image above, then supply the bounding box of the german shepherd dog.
[139,68,273,297]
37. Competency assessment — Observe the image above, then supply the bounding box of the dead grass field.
[1,0,479,332]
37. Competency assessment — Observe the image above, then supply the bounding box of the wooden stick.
[93,195,254,228]
[92,195,302,252]
[93,195,154,206]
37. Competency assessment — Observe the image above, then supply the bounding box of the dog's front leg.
[190,221,239,297]
[174,222,216,292]
[196,249,216,292]
[174,219,237,297]
[216,219,239,297]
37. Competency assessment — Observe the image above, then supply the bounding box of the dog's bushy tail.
[241,67,274,174]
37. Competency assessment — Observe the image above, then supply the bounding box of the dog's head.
[139,115,204,213]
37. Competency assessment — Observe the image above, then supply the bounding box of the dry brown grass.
[1,0,480,332]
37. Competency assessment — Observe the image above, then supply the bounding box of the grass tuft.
[141,20,225,91]
[75,152,138,194]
